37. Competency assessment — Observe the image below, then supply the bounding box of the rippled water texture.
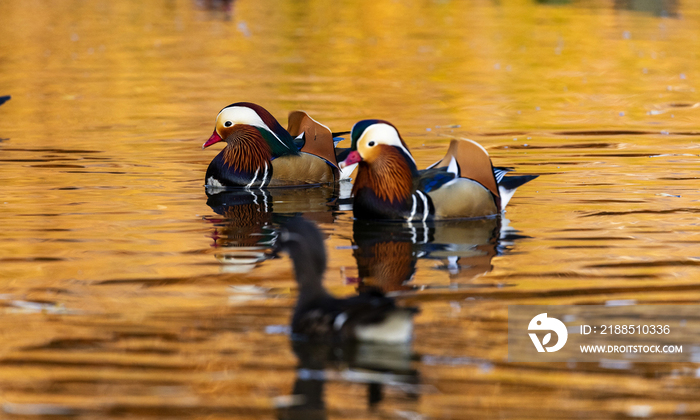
[1,0,700,418]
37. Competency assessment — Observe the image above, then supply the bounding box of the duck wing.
[415,167,456,193]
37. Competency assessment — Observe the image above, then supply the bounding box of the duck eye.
[224,121,233,127]
[368,141,375,147]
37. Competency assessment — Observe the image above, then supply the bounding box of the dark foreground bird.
[0,96,10,106]
[272,218,418,343]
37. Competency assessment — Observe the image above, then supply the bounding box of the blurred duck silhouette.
[0,96,10,106]
[339,120,537,220]
[202,102,354,188]
[272,218,418,343]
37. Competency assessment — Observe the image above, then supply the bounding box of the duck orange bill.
[202,130,223,149]
[339,150,362,169]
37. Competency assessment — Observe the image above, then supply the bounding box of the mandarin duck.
[203,102,353,188]
[338,120,538,220]
[272,218,418,343]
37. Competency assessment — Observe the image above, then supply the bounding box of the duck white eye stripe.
[416,190,429,221]
[246,168,259,188]
[218,106,290,149]
[358,123,416,165]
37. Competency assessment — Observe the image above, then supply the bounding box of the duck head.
[339,121,419,214]
[340,119,415,169]
[202,102,296,157]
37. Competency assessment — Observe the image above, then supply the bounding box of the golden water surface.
[1,0,700,418]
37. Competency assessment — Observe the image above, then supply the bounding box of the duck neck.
[286,245,332,307]
[223,126,273,174]
[352,147,416,205]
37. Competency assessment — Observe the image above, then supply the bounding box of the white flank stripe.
[262,162,269,187]
[422,221,428,243]
[246,168,259,188]
[409,195,417,221]
[416,190,429,221]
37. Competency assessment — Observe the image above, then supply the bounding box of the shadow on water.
[277,340,420,420]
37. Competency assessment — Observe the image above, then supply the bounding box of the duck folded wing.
[287,111,340,178]
[414,167,456,193]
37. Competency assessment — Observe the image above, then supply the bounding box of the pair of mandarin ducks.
[203,102,537,220]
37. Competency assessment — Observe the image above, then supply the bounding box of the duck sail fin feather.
[434,138,500,204]
[287,111,340,179]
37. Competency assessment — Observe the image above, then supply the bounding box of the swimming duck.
[203,102,347,188]
[272,218,418,343]
[338,120,537,220]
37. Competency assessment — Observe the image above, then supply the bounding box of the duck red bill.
[339,150,362,169]
[202,130,223,149]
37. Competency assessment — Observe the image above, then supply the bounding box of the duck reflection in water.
[351,217,527,292]
[272,220,421,419]
[203,185,338,272]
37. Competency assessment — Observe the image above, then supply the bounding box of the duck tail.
[498,175,538,211]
